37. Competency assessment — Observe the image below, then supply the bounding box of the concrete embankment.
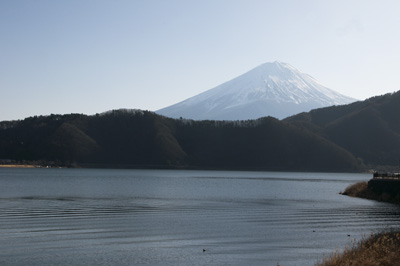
[368,177,400,195]
[341,177,400,204]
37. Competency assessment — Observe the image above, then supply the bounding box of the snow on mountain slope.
[156,61,357,120]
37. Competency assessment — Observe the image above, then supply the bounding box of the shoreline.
[0,162,367,173]
[318,181,400,265]
[341,180,400,205]
[316,231,400,266]
[0,164,36,168]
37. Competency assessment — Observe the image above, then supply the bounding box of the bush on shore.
[315,231,400,266]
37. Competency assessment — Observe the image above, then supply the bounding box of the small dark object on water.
[203,249,206,252]
[347,234,351,237]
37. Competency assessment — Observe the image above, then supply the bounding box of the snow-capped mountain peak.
[156,62,356,120]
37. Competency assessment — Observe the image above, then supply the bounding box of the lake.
[0,168,399,266]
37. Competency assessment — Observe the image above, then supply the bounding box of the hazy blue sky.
[1,0,400,121]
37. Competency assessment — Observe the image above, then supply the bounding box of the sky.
[1,0,400,121]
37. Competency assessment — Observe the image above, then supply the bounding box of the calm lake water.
[0,168,399,266]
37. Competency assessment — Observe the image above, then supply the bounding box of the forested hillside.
[285,91,400,168]
[3,91,400,171]
[0,109,362,172]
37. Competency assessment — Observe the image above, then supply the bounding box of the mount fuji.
[156,61,357,120]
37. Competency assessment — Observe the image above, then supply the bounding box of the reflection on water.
[0,168,399,266]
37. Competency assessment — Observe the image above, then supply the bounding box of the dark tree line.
[0,108,365,172]
[3,91,400,171]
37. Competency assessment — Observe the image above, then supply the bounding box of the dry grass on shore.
[0,164,36,168]
[318,182,400,265]
[315,231,400,266]
[340,181,375,199]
